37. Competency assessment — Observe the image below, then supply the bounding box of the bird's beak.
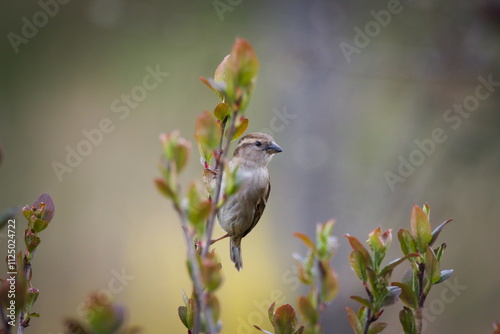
[266,142,283,154]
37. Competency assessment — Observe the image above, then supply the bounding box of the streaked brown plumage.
[217,133,282,270]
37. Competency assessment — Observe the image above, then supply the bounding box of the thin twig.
[174,202,213,334]
[363,285,374,334]
[17,253,33,334]
[17,313,24,334]
[202,110,239,258]
[416,263,426,334]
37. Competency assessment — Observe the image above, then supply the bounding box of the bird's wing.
[241,179,271,238]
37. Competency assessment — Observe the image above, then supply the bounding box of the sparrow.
[217,132,282,270]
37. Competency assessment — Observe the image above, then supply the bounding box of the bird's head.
[233,132,283,167]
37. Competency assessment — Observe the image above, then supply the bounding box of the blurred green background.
[1,0,500,333]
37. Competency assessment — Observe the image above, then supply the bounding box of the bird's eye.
[254,141,262,147]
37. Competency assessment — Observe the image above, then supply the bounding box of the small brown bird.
[217,132,282,270]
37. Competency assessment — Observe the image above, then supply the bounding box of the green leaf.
[435,269,454,284]
[32,218,49,233]
[434,243,446,262]
[350,296,372,309]
[317,220,336,260]
[319,260,339,302]
[346,307,363,334]
[273,304,297,334]
[201,252,223,292]
[399,307,417,334]
[368,322,388,334]
[367,227,384,253]
[294,327,305,334]
[429,219,453,246]
[24,230,41,253]
[25,288,39,312]
[196,110,221,150]
[206,294,221,323]
[159,131,191,173]
[225,38,259,111]
[349,250,367,282]
[380,253,419,277]
[293,232,316,250]
[186,297,196,329]
[178,306,189,329]
[358,307,368,327]
[425,246,441,287]
[186,181,211,233]
[410,205,432,252]
[297,296,318,324]
[268,302,276,327]
[382,286,402,306]
[214,102,230,121]
[226,116,248,141]
[391,282,418,309]
[400,267,415,290]
[422,203,430,217]
[199,76,225,101]
[398,229,417,256]
[365,267,379,299]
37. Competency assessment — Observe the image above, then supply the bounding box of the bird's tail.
[230,238,243,271]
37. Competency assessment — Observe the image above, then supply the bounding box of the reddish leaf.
[273,304,297,334]
[345,234,372,267]
[214,55,230,84]
[155,178,176,201]
[346,307,363,334]
[33,193,55,223]
[293,232,315,250]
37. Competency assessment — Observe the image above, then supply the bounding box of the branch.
[173,201,217,333]
[202,110,239,258]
